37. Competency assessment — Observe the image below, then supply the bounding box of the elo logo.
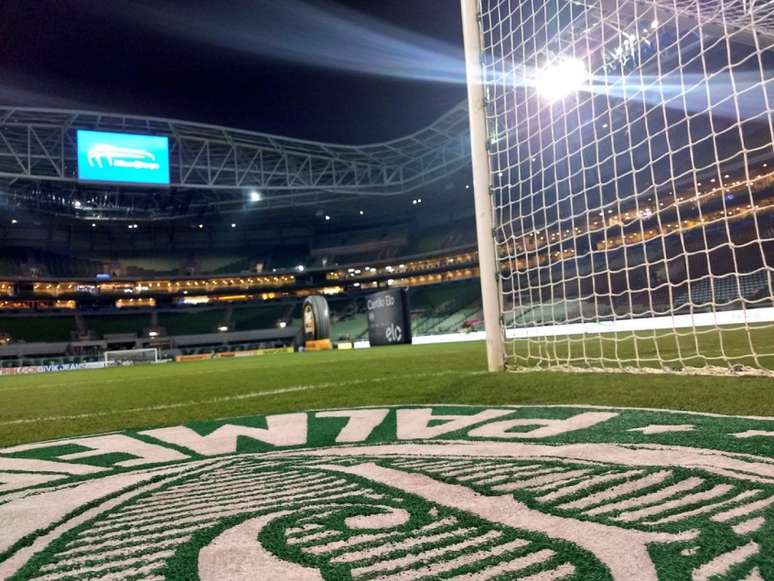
[385,323,403,343]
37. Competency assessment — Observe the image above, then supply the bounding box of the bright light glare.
[249,190,262,202]
[535,57,588,102]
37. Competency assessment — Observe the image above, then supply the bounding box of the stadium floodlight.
[249,190,263,202]
[325,215,331,221]
[11,219,17,224]
[231,223,237,228]
[534,57,588,102]
[296,265,305,272]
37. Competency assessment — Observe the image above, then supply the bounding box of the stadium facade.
[0,104,482,369]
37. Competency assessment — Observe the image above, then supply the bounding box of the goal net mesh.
[476,0,774,374]
[104,348,159,365]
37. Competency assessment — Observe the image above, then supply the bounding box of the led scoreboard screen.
[77,130,170,185]
[367,288,412,346]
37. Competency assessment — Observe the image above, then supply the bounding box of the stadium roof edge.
[0,101,472,218]
[0,100,469,153]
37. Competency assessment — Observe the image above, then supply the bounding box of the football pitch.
[1,340,772,448]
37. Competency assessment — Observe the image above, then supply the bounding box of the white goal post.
[104,348,160,365]
[461,0,774,375]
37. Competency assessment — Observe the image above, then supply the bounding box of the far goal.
[104,348,160,366]
[461,0,774,375]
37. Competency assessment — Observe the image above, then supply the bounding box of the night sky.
[0,0,467,143]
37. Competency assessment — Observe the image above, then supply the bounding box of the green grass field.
[509,324,774,370]
[0,340,772,448]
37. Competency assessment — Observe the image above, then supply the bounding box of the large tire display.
[302,295,331,342]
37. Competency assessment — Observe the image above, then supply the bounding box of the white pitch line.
[0,371,482,426]
[0,366,239,394]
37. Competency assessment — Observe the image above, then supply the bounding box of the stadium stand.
[84,314,150,338]
[232,304,293,331]
[158,309,229,336]
[0,315,78,343]
[409,281,482,336]
[678,272,773,308]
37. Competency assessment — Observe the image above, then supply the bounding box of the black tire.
[303,296,331,340]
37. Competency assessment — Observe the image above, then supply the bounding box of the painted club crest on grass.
[0,406,772,580]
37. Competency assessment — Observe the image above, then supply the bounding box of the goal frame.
[459,0,774,376]
[461,0,506,372]
[103,348,160,365]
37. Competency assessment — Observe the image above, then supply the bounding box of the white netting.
[104,348,159,365]
[477,0,774,374]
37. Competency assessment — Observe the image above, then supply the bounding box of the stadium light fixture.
[11,219,17,225]
[73,200,82,209]
[91,223,96,228]
[217,325,229,333]
[325,215,331,221]
[359,210,364,215]
[198,224,204,229]
[535,57,588,102]
[296,265,305,272]
[249,190,263,202]
[231,223,237,228]
[278,321,287,329]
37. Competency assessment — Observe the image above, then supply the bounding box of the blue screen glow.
[77,130,170,185]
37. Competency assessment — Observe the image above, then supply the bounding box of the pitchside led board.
[367,288,412,346]
[76,130,170,186]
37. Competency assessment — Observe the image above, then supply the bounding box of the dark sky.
[0,0,467,143]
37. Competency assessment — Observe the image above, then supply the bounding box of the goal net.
[464,0,774,374]
[104,348,159,366]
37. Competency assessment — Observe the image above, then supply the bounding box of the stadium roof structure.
[0,102,471,221]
